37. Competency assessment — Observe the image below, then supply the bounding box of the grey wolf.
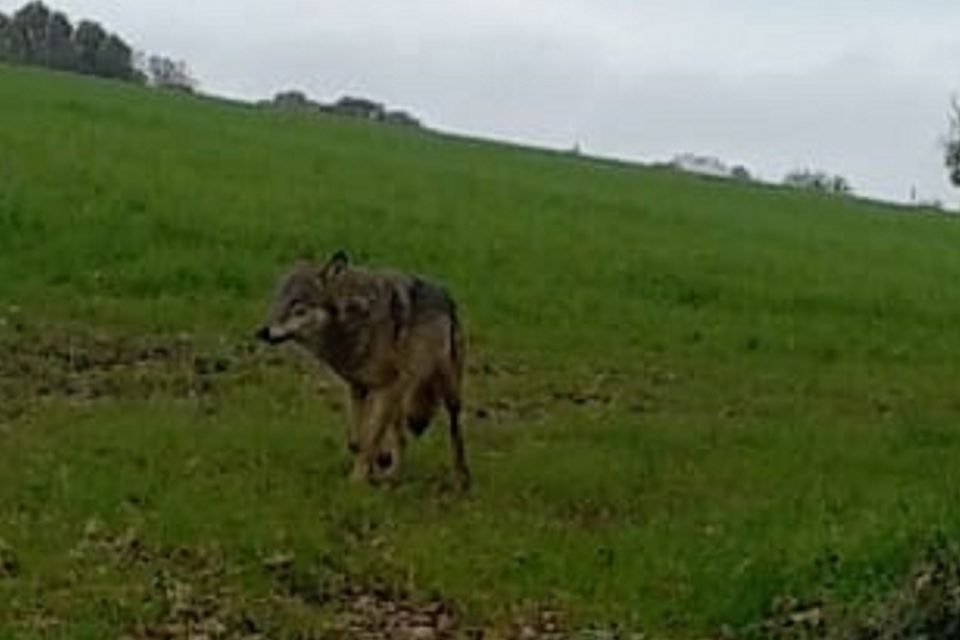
[255,251,470,490]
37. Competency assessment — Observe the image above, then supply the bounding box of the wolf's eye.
[290,303,308,317]
[321,302,338,317]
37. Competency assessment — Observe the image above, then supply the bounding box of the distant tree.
[10,1,50,63]
[731,165,752,181]
[145,54,196,92]
[260,90,425,128]
[785,170,813,190]
[830,175,852,195]
[784,169,852,195]
[43,10,75,69]
[383,109,421,127]
[95,33,135,79]
[0,12,11,59]
[269,89,314,109]
[0,3,73,68]
[0,3,76,69]
[71,19,105,73]
[0,12,28,63]
[946,98,960,187]
[332,96,386,120]
[672,153,731,178]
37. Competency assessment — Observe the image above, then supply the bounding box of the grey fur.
[256,252,469,490]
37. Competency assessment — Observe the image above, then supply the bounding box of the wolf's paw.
[452,468,472,493]
[348,462,370,485]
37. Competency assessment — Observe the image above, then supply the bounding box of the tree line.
[0,1,138,80]
[669,153,856,195]
[781,96,960,201]
[783,169,852,195]
[0,1,195,91]
[3,2,959,198]
[262,90,422,128]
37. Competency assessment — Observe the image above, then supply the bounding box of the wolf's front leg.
[373,420,407,483]
[347,386,368,455]
[350,385,403,484]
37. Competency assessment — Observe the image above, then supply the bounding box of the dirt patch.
[755,597,827,640]
[0,324,320,421]
[76,525,473,639]
[468,364,672,426]
[753,540,960,640]
[470,388,626,427]
[322,584,462,639]
[846,542,960,640]
[549,390,614,409]
[468,360,530,379]
[471,398,544,424]
[0,521,264,639]
[5,522,629,640]
[1,326,664,433]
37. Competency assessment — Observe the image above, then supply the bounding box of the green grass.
[2,62,960,637]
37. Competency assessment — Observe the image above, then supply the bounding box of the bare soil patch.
[0,324,319,421]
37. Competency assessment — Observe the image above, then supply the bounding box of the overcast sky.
[7,1,959,205]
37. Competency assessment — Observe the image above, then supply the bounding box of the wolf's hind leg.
[438,366,470,491]
[405,379,439,437]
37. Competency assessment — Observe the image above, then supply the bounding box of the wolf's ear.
[319,250,349,280]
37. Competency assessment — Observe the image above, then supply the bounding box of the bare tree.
[784,169,852,195]
[145,54,196,92]
[946,97,960,187]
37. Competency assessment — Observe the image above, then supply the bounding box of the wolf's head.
[255,251,351,345]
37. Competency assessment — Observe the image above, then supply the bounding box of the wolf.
[255,251,470,490]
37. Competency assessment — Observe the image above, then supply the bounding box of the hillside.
[3,63,960,638]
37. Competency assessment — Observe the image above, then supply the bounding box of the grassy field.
[3,62,960,638]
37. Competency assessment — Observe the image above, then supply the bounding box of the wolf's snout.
[257,325,291,345]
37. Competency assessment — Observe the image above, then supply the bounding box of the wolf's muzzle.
[254,326,287,345]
